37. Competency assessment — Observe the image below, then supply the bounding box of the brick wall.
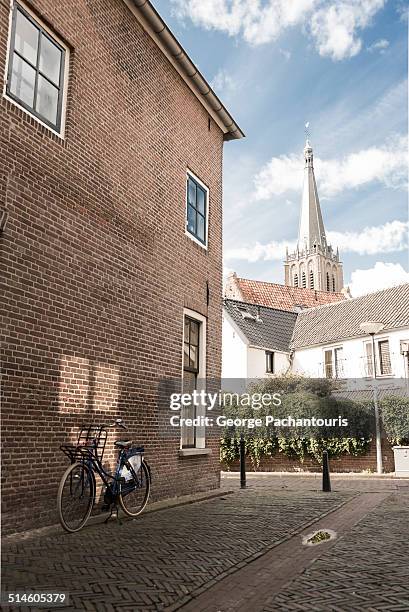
[223,438,396,473]
[1,0,226,533]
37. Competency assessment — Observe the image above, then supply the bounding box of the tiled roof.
[231,277,345,311]
[224,299,298,352]
[292,283,409,349]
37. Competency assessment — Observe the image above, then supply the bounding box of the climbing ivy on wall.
[220,435,371,468]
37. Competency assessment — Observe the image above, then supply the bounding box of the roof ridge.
[236,277,344,297]
[224,297,296,316]
[299,282,409,314]
[292,282,409,348]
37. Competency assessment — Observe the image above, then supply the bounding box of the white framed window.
[4,1,69,136]
[185,170,209,249]
[181,308,207,449]
[365,338,392,377]
[324,346,343,378]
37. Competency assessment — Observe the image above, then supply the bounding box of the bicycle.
[57,419,151,532]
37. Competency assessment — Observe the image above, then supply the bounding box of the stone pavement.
[2,474,409,611]
[263,490,409,611]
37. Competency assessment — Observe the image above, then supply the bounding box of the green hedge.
[219,375,373,468]
[380,396,409,445]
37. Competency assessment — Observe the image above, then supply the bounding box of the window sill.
[185,230,208,251]
[363,374,394,380]
[179,448,212,457]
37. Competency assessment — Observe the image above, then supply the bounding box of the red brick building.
[1,0,243,533]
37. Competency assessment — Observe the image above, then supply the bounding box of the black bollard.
[240,433,246,489]
[322,450,331,492]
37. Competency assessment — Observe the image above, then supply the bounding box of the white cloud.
[349,262,409,297]
[309,0,385,61]
[172,0,317,43]
[171,0,386,60]
[328,221,409,255]
[253,134,408,200]
[254,155,302,199]
[211,68,237,95]
[367,38,389,52]
[224,221,409,262]
[225,239,296,263]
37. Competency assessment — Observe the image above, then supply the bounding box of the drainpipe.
[286,348,295,375]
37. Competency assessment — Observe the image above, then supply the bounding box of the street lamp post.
[360,321,385,474]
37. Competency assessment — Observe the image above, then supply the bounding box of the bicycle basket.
[60,424,108,463]
[78,424,107,460]
[120,447,144,482]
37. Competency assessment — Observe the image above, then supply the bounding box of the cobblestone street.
[2,475,409,611]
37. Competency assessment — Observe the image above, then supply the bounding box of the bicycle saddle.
[114,440,132,448]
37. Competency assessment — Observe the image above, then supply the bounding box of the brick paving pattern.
[178,492,391,612]
[3,476,409,611]
[2,487,350,611]
[263,492,409,611]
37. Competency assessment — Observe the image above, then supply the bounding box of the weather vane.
[304,121,310,140]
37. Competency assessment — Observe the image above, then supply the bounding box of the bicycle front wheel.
[119,461,150,517]
[57,462,95,532]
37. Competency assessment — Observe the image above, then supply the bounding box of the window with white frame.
[5,3,67,133]
[186,172,208,247]
[365,338,392,377]
[182,310,206,448]
[324,347,343,378]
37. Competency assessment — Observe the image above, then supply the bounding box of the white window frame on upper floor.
[3,0,70,138]
[185,170,209,250]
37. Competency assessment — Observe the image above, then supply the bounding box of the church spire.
[298,139,326,250]
[284,130,344,293]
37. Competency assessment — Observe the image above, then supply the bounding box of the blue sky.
[153,0,408,296]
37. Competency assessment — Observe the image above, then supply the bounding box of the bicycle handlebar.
[109,418,127,430]
[82,419,127,431]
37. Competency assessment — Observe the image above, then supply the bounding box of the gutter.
[124,0,245,141]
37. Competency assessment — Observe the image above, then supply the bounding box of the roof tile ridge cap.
[229,299,296,315]
[299,291,368,313]
[300,301,342,313]
[342,283,408,304]
[237,276,284,289]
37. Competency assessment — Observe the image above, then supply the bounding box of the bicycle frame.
[79,446,147,502]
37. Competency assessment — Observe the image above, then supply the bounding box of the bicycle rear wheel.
[57,462,95,532]
[119,461,150,517]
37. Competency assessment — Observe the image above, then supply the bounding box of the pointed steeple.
[284,135,344,293]
[298,140,326,250]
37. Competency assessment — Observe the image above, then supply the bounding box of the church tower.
[284,139,344,293]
